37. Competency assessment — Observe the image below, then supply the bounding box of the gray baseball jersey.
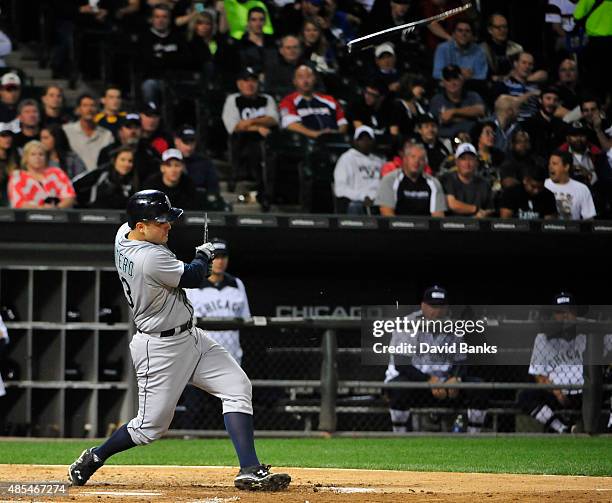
[114,223,253,445]
[114,222,193,333]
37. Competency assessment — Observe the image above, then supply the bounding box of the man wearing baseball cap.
[142,148,200,210]
[385,285,488,433]
[518,291,585,434]
[430,65,486,139]
[173,125,220,196]
[441,142,494,217]
[0,72,22,123]
[372,43,400,94]
[333,125,384,214]
[186,238,251,365]
[222,66,278,206]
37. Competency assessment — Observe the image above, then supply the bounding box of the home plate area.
[0,464,610,502]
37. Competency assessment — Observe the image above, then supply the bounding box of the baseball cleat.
[68,448,104,486]
[234,464,291,491]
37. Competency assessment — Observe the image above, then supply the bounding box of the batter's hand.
[195,242,216,261]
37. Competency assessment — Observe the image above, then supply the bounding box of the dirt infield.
[0,464,610,502]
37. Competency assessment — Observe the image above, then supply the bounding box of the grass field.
[0,437,611,477]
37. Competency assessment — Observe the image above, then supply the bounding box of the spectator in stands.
[494,52,545,120]
[518,292,591,433]
[0,123,19,207]
[489,95,519,153]
[142,148,201,210]
[365,0,425,73]
[8,140,76,209]
[554,59,582,120]
[432,21,488,82]
[500,164,558,219]
[0,73,21,123]
[139,3,188,105]
[279,65,348,139]
[239,6,276,75]
[545,0,578,54]
[579,98,612,152]
[545,150,596,220]
[139,101,173,158]
[471,121,505,192]
[40,124,87,179]
[422,0,465,51]
[415,113,452,176]
[78,146,140,209]
[13,100,41,150]
[500,130,545,189]
[63,94,114,172]
[385,285,488,433]
[560,122,610,187]
[97,113,159,182]
[187,10,215,70]
[348,80,396,142]
[40,85,71,127]
[430,65,486,139]
[321,0,358,45]
[0,29,12,68]
[560,121,612,217]
[173,124,220,195]
[223,66,278,207]
[390,74,428,139]
[371,43,400,94]
[264,35,303,98]
[224,0,273,40]
[441,143,494,217]
[521,87,568,157]
[95,85,125,138]
[376,141,446,217]
[301,17,337,76]
[480,13,523,80]
[574,0,612,102]
[333,126,384,214]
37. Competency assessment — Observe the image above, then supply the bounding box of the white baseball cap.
[353,125,375,140]
[375,42,395,58]
[1,72,21,87]
[455,143,478,158]
[161,148,183,162]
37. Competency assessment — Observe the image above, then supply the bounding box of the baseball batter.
[68,190,290,491]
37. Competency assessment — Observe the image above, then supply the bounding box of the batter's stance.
[67,190,290,491]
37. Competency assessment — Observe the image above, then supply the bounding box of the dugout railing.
[163,316,612,436]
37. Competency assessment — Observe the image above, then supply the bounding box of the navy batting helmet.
[126,190,183,229]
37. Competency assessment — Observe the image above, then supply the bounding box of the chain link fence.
[169,312,612,435]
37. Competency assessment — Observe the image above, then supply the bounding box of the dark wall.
[1,210,610,313]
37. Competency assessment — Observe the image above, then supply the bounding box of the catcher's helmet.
[126,190,183,229]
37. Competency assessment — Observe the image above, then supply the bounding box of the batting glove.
[195,242,216,261]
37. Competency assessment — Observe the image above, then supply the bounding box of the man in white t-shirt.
[544,150,596,219]
[333,125,384,214]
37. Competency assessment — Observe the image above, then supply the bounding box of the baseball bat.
[347,3,472,53]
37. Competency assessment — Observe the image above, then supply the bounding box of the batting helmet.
[126,190,183,229]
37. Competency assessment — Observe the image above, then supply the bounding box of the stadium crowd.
[0,0,610,217]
